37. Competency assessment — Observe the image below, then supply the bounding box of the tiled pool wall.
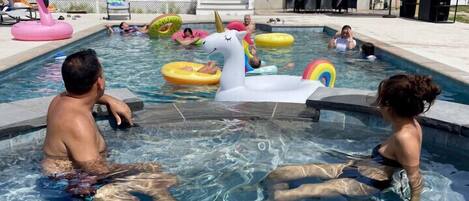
[2,102,469,163]
[318,109,469,165]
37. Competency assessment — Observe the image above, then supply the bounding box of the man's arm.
[139,25,149,34]
[395,134,423,201]
[105,24,114,34]
[97,95,133,126]
[64,116,110,175]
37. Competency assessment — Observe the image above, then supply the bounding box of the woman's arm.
[395,134,423,201]
[190,37,201,44]
[328,33,339,48]
[347,39,356,49]
[404,165,423,201]
[177,37,200,46]
[346,31,356,49]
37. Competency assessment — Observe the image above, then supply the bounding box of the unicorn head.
[202,11,247,91]
[202,30,246,57]
[202,11,246,57]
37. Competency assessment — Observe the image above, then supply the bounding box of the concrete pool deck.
[0,13,469,84]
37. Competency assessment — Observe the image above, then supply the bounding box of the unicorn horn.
[214,11,224,33]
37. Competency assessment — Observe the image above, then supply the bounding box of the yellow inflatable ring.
[148,14,182,38]
[255,33,295,48]
[161,62,221,85]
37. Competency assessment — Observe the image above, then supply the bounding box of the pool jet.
[201,11,332,103]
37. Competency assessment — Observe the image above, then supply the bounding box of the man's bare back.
[42,93,107,176]
[41,49,177,199]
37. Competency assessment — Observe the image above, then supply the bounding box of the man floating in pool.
[105,22,149,34]
[41,49,176,200]
[328,25,357,50]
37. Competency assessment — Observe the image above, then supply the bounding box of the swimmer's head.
[375,74,440,119]
[183,28,194,37]
[244,15,251,25]
[249,58,262,68]
[62,49,105,97]
[361,42,375,57]
[119,22,129,30]
[341,25,352,38]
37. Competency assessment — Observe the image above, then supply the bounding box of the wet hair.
[375,74,441,118]
[342,25,352,31]
[119,22,126,29]
[62,49,102,95]
[361,42,375,56]
[250,59,262,68]
[183,28,193,35]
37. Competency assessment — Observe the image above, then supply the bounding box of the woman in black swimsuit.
[267,74,441,201]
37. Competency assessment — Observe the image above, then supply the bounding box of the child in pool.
[176,28,201,46]
[362,42,377,61]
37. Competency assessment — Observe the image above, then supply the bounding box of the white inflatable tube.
[246,65,278,75]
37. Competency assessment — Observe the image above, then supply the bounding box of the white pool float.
[202,12,332,104]
[246,65,278,75]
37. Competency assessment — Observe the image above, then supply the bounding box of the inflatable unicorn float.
[202,12,336,104]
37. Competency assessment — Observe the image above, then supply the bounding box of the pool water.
[0,24,468,104]
[0,119,468,200]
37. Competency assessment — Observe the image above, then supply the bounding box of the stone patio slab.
[0,88,143,137]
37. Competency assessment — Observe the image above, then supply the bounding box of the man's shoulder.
[48,96,94,128]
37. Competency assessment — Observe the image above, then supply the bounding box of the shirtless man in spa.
[42,49,176,200]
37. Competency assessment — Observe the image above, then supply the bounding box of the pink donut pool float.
[11,0,73,41]
[171,29,209,41]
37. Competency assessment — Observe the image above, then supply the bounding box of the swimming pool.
[0,112,468,201]
[0,24,468,104]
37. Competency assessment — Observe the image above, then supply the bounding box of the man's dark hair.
[62,49,102,95]
[250,58,262,68]
[119,22,125,29]
[361,42,375,56]
[342,25,352,31]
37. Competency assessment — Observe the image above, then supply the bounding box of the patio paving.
[1,13,468,82]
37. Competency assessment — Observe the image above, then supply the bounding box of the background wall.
[254,0,284,10]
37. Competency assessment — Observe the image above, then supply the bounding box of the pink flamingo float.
[11,0,73,41]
